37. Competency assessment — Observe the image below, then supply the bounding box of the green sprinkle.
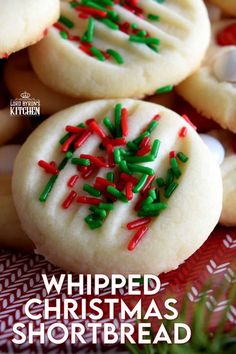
[86,17,95,43]
[59,15,74,29]
[148,189,156,200]
[107,172,115,183]
[85,215,103,230]
[128,164,155,176]
[131,23,138,29]
[90,47,106,61]
[177,152,189,163]
[156,177,165,187]
[107,186,128,203]
[114,103,122,137]
[170,158,182,178]
[83,184,101,197]
[165,168,174,187]
[146,120,158,133]
[148,44,159,52]
[165,181,178,198]
[120,148,133,156]
[133,174,149,193]
[119,160,132,175]
[151,139,161,158]
[142,196,154,207]
[39,175,58,202]
[114,148,122,164]
[58,157,69,170]
[125,155,154,164]
[106,49,124,64]
[129,35,160,45]
[148,14,160,21]
[71,158,90,166]
[99,202,114,211]
[138,209,159,217]
[137,30,147,37]
[126,141,139,151]
[60,31,68,40]
[66,151,73,159]
[89,206,107,219]
[142,202,167,212]
[156,85,173,94]
[70,1,79,8]
[133,131,150,145]
[103,116,115,136]
[100,18,119,30]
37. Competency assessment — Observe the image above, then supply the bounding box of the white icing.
[213,48,236,83]
[200,134,225,165]
[0,145,21,174]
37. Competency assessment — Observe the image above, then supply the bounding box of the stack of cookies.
[0,0,235,276]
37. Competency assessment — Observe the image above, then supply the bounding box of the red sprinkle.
[74,130,92,149]
[182,114,197,130]
[66,125,85,134]
[81,165,97,179]
[67,175,79,188]
[120,172,138,185]
[87,119,106,139]
[179,126,188,138]
[77,196,103,205]
[121,108,128,137]
[217,23,236,46]
[169,151,176,158]
[38,160,58,175]
[125,182,133,201]
[75,5,107,18]
[80,154,109,168]
[102,137,126,147]
[128,225,149,251]
[61,134,77,153]
[141,175,156,194]
[94,177,115,190]
[137,145,151,156]
[62,191,77,209]
[140,136,151,149]
[107,144,115,168]
[127,217,151,230]
[153,114,161,121]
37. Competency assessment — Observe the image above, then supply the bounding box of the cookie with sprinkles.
[28,0,210,99]
[177,20,236,133]
[12,100,222,276]
[0,0,60,58]
[209,0,236,16]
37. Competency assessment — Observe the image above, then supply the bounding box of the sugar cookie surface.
[12,100,222,276]
[29,0,210,99]
[0,0,60,57]
[177,20,236,133]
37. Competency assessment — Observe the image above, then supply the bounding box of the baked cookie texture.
[0,175,33,252]
[177,20,236,133]
[12,100,222,276]
[0,108,27,146]
[209,0,236,16]
[0,0,60,58]
[29,0,210,99]
[210,130,236,226]
[4,51,81,115]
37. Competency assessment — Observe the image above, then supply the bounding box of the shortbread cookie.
[0,145,21,175]
[12,100,222,276]
[0,175,34,252]
[0,0,60,58]
[28,0,210,99]
[0,108,27,145]
[4,51,81,115]
[177,20,236,133]
[209,0,236,16]
[210,130,236,226]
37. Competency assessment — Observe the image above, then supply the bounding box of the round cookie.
[0,107,27,146]
[12,100,222,276]
[0,0,60,58]
[177,20,236,133]
[209,129,236,226]
[209,0,236,16]
[4,51,81,115]
[28,0,210,99]
[0,175,34,252]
